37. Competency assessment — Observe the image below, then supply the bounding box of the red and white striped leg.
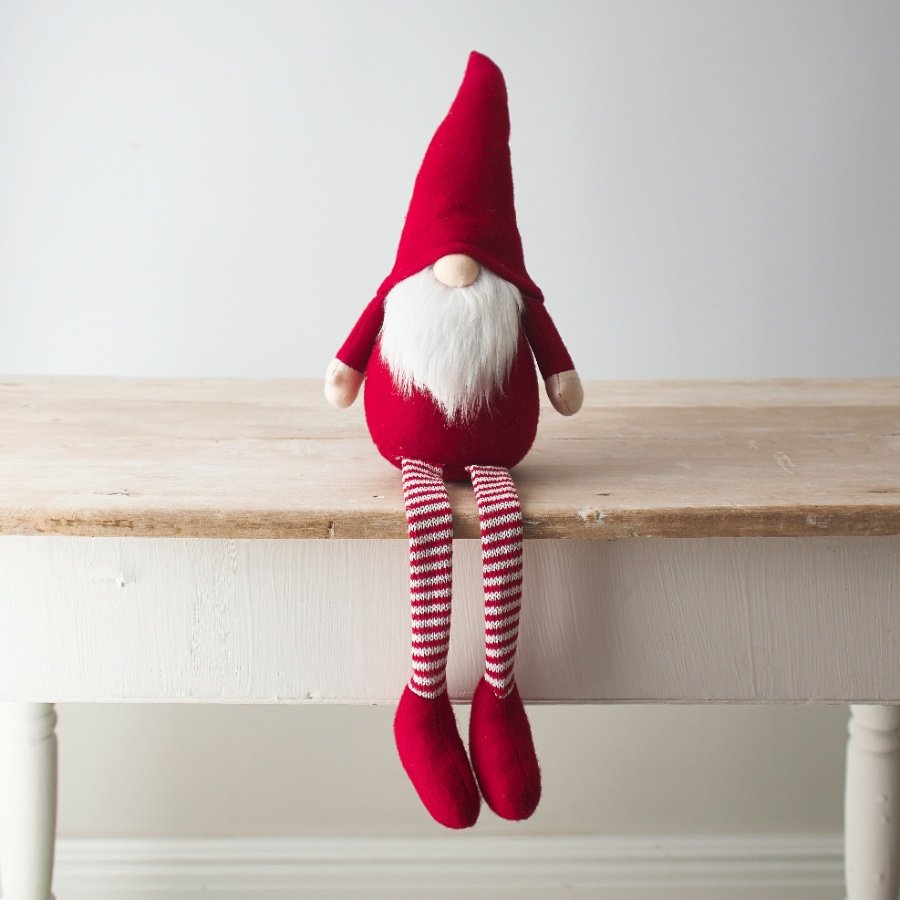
[394,459,480,830]
[467,464,523,698]
[466,464,540,821]
[401,458,454,698]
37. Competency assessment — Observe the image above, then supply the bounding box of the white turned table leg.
[0,704,57,900]
[845,704,900,900]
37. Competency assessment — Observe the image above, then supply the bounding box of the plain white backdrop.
[1,0,898,379]
[0,0,897,848]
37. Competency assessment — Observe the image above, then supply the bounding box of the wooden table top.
[1,376,898,539]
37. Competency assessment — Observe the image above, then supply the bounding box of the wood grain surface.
[1,376,898,539]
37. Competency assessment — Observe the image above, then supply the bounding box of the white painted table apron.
[0,377,898,900]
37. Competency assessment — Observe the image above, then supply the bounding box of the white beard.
[379,265,523,422]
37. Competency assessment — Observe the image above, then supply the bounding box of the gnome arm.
[523,298,584,416]
[324,295,384,409]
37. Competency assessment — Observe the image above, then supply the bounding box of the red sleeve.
[335,295,385,373]
[522,297,574,379]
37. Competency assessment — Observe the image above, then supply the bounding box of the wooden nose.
[433,254,481,288]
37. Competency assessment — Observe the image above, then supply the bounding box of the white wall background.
[1,0,898,379]
[0,0,897,842]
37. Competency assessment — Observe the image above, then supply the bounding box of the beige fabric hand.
[324,358,364,409]
[544,369,584,416]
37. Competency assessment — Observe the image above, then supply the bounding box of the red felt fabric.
[335,50,575,393]
[378,51,542,304]
[469,676,541,820]
[522,297,575,380]
[335,294,384,374]
[363,335,539,481]
[335,50,575,377]
[394,685,481,829]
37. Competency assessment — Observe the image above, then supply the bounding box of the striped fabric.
[401,459,525,701]
[402,459,454,699]
[466,464,524,699]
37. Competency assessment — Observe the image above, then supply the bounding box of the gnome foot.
[394,685,480,829]
[469,677,541,820]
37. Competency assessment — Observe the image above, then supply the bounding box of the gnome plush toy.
[325,52,583,828]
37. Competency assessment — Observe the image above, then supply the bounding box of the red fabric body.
[334,50,575,473]
[363,335,539,481]
[469,677,541,820]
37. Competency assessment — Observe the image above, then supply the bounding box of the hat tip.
[467,50,501,72]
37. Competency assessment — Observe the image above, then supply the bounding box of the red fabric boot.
[393,685,481,829]
[468,677,541,820]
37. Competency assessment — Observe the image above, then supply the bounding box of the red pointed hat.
[376,51,543,302]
